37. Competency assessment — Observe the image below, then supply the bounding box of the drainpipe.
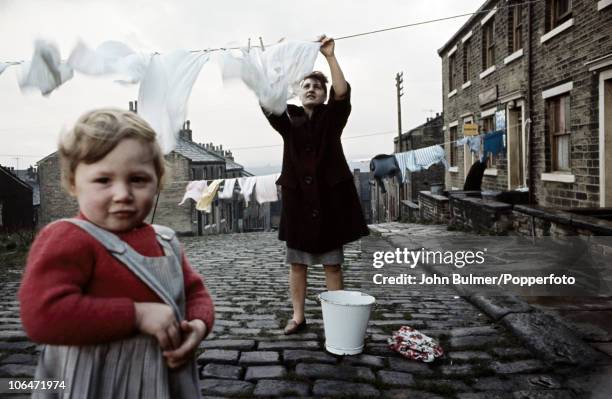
[527,1,535,205]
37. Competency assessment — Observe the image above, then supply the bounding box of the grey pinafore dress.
[33,219,202,399]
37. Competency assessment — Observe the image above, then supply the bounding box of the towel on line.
[254,173,280,204]
[218,178,237,199]
[179,180,207,205]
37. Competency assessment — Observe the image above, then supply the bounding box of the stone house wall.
[440,0,612,207]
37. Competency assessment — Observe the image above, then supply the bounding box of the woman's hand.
[134,302,181,351]
[319,35,335,58]
[163,319,207,369]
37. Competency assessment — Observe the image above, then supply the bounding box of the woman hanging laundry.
[262,35,369,335]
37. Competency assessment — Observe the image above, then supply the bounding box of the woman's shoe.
[284,319,307,335]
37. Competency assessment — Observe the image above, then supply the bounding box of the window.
[449,53,457,91]
[449,126,458,167]
[510,2,523,53]
[548,0,572,30]
[463,40,472,83]
[547,94,571,171]
[482,20,495,69]
[481,116,497,168]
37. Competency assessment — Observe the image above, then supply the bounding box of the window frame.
[546,94,571,172]
[548,0,572,30]
[482,20,495,70]
[463,39,472,83]
[510,3,523,53]
[449,52,457,92]
[449,126,458,167]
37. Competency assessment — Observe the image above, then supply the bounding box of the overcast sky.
[0,0,484,172]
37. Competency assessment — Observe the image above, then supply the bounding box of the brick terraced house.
[439,0,612,209]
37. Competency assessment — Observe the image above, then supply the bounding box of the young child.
[19,108,214,398]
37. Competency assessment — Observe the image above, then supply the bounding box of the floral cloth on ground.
[388,326,444,363]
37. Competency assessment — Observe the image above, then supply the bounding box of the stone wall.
[449,195,513,234]
[528,1,612,207]
[512,205,612,237]
[441,0,523,193]
[37,154,78,228]
[440,0,612,207]
[151,153,196,235]
[418,191,450,223]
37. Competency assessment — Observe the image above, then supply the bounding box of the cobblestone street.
[1,224,611,398]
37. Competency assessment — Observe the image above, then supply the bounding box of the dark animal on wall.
[463,160,487,191]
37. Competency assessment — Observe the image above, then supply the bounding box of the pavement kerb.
[379,228,605,368]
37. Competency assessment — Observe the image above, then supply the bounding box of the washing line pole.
[395,72,403,221]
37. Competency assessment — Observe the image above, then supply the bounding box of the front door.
[602,73,612,206]
[507,103,525,189]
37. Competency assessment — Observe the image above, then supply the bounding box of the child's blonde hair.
[59,108,166,191]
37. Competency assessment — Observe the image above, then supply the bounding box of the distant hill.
[244,160,373,177]
[244,164,282,176]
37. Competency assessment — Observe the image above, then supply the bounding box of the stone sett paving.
[1,225,611,398]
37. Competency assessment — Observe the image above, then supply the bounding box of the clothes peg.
[259,37,265,51]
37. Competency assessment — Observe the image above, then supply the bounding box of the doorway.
[600,71,612,207]
[507,101,525,190]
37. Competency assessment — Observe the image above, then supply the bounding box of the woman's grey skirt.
[286,246,344,266]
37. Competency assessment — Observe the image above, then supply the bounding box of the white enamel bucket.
[318,290,376,355]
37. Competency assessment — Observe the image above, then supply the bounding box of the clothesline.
[180,173,281,213]
[0,0,543,65]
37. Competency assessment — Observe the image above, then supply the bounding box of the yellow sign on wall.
[463,123,479,136]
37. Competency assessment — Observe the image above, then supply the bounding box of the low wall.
[418,191,449,223]
[449,195,513,234]
[418,191,612,237]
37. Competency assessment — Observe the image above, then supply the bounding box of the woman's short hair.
[301,71,329,95]
[59,108,166,191]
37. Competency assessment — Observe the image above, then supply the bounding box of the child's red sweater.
[19,219,215,345]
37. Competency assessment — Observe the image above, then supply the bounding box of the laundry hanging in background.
[179,180,208,205]
[18,40,74,96]
[68,40,151,84]
[221,40,320,115]
[483,130,505,157]
[238,176,257,205]
[196,179,223,213]
[137,50,209,153]
[370,154,401,193]
[456,135,482,157]
[254,173,281,204]
[218,178,237,199]
[411,145,449,171]
[394,151,418,183]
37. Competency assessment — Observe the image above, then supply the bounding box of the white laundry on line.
[0,62,9,76]
[18,40,74,96]
[254,173,280,204]
[218,178,237,199]
[179,180,208,205]
[68,40,150,84]
[238,176,257,206]
[138,50,209,153]
[221,40,320,115]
